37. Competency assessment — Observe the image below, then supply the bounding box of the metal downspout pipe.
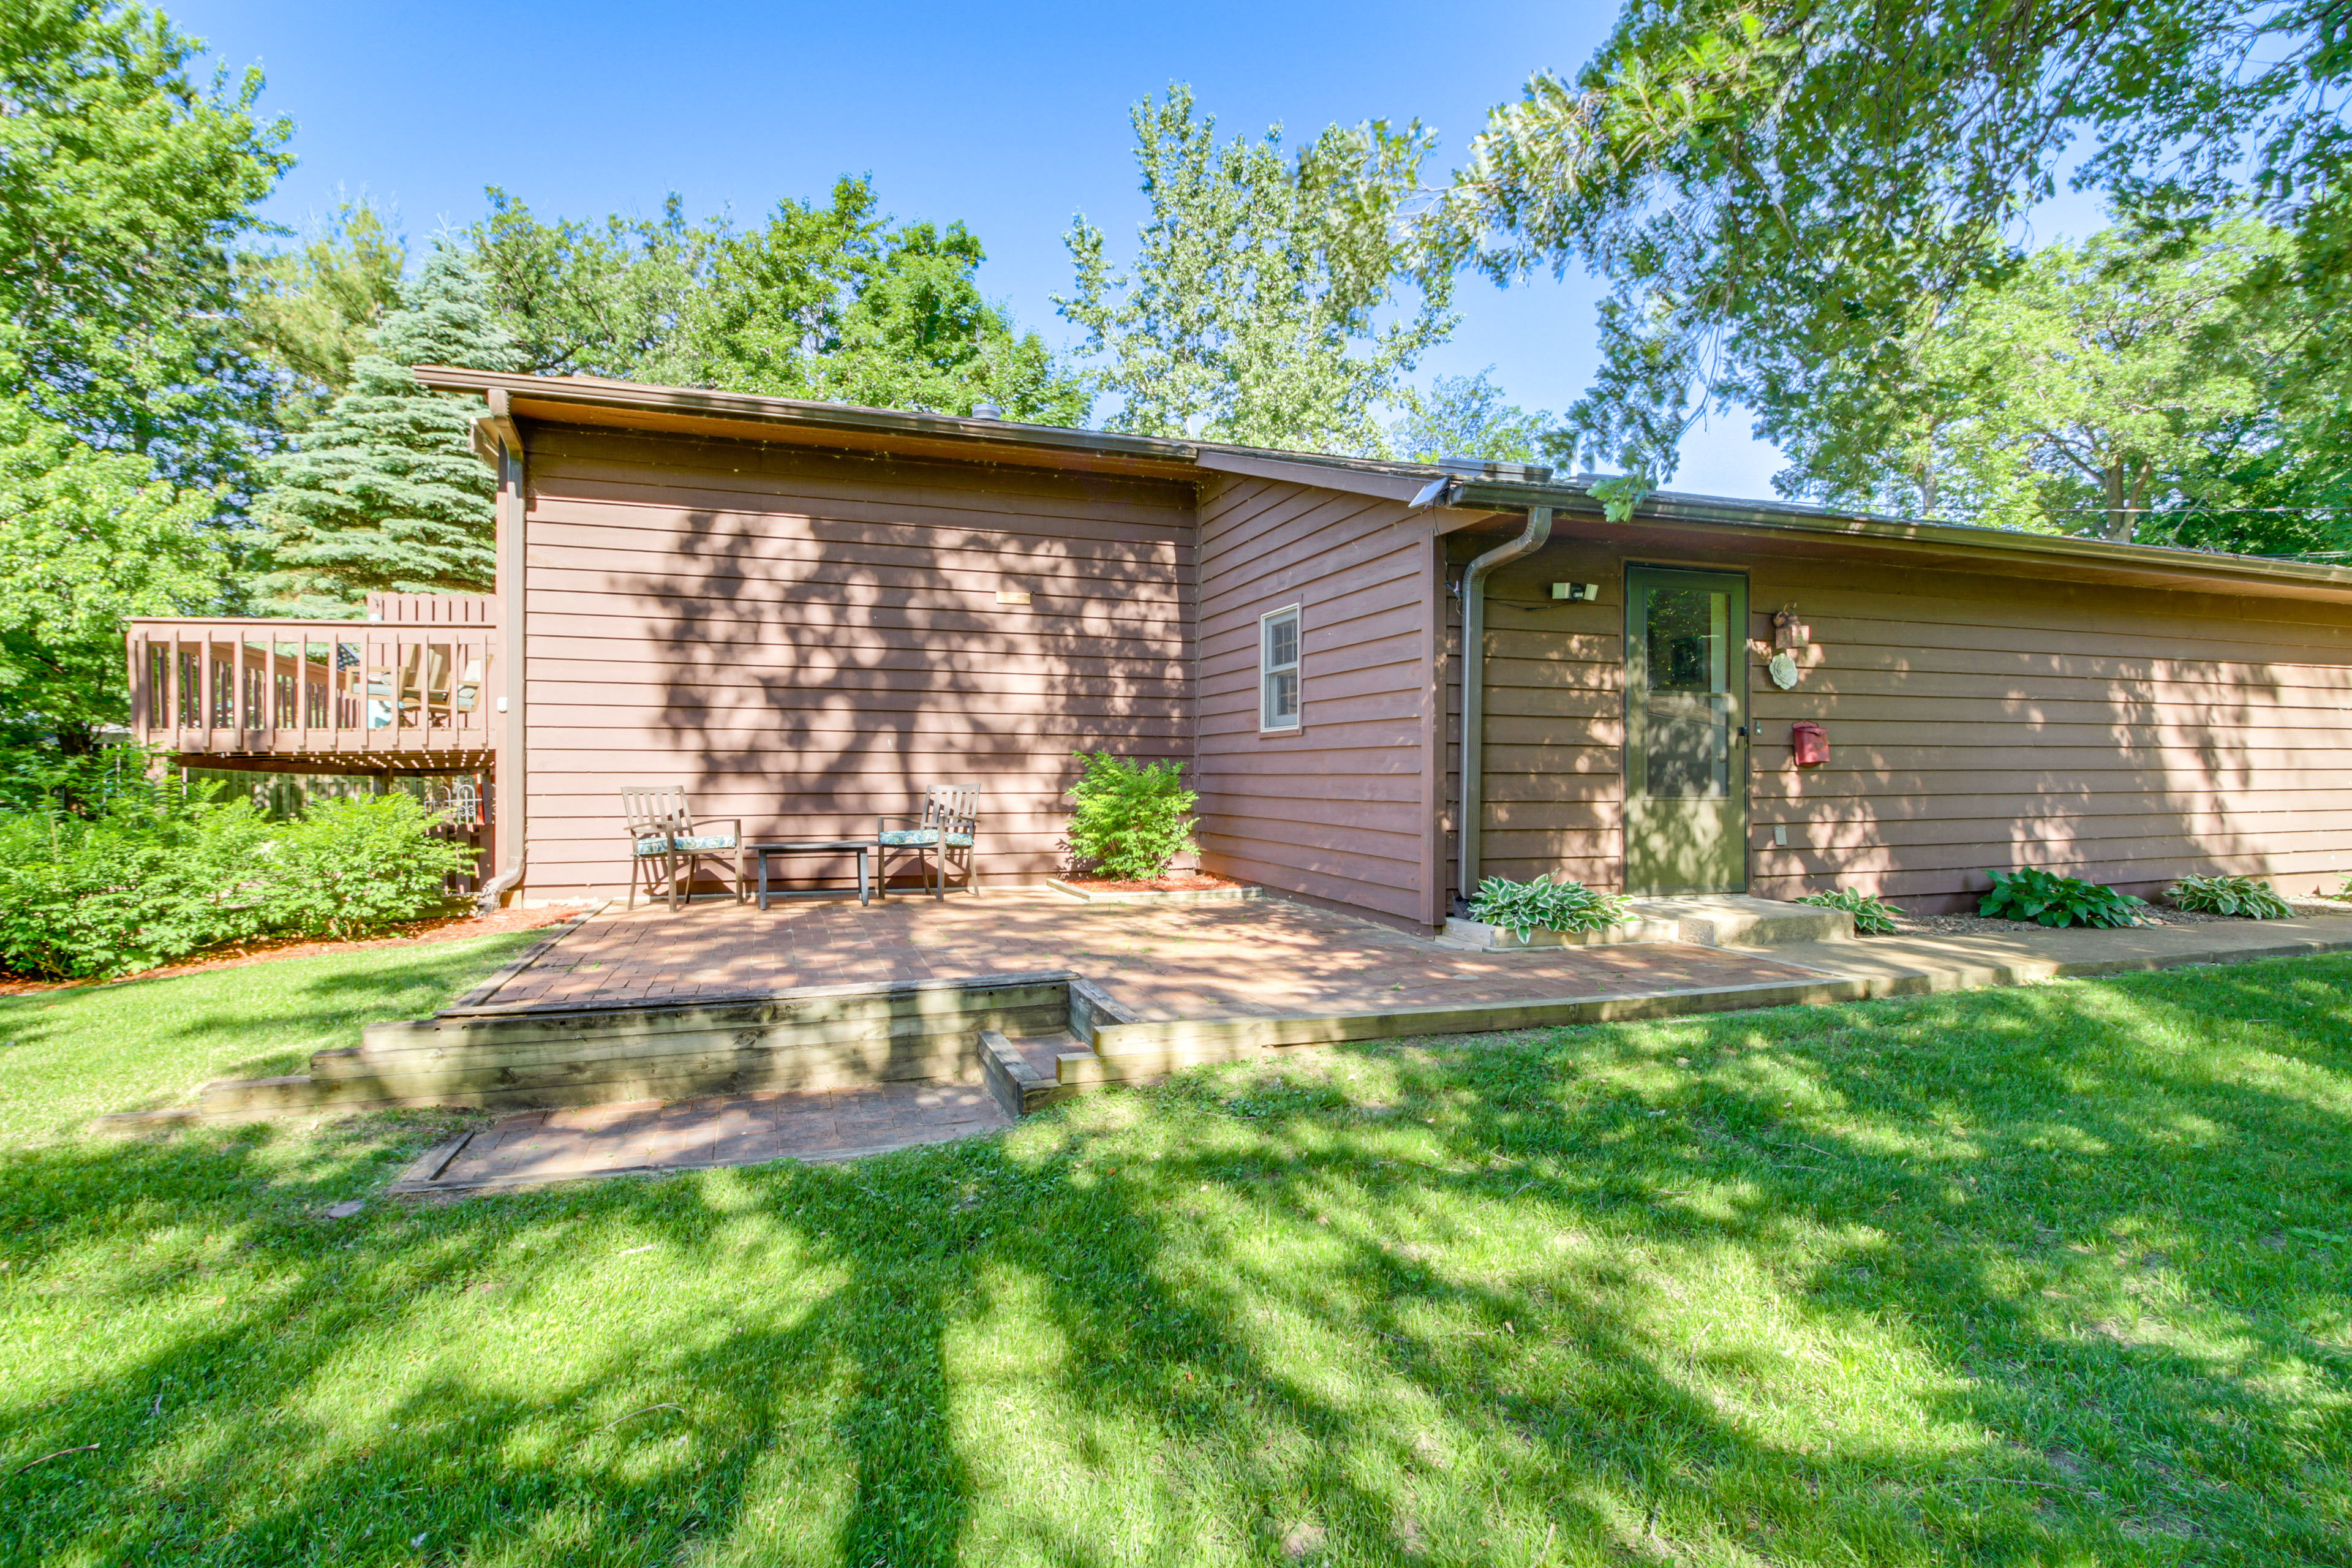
[476,401,528,914]
[1458,505,1552,911]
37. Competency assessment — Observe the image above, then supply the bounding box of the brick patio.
[472,891,1826,1019]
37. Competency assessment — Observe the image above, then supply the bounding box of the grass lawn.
[1,945,2347,1566]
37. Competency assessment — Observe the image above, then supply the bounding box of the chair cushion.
[878,828,939,846]
[673,832,737,853]
[945,831,974,848]
[633,835,671,857]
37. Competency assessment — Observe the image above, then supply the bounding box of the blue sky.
[168,1,2101,498]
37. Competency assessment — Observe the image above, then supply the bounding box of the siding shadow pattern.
[521,428,1196,899]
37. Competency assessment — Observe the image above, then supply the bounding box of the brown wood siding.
[1474,522,2352,910]
[1193,475,1438,924]
[514,426,1194,899]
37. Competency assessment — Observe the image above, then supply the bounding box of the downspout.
[475,388,527,914]
[1456,505,1551,913]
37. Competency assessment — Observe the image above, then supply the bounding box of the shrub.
[1795,887,1903,935]
[1468,875,1633,940]
[2167,873,2293,919]
[1978,867,2152,929]
[1063,752,1198,881]
[0,789,275,979]
[256,794,476,940]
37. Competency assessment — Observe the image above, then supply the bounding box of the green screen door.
[1625,567,1749,894]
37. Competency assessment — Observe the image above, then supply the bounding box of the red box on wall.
[1791,721,1829,767]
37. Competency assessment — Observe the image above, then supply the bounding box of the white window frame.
[1259,604,1302,733]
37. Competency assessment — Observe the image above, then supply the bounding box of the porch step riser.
[320,1005,1065,1082]
[188,978,1077,1119]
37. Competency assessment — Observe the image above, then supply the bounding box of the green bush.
[257,794,476,940]
[2167,873,2293,919]
[1978,867,2152,929]
[0,789,275,979]
[1468,875,1633,940]
[0,785,475,978]
[1063,752,1199,881]
[1795,887,1904,935]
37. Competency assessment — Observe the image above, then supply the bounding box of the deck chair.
[878,785,979,900]
[620,786,745,910]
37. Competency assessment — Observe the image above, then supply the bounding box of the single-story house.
[126,368,2352,932]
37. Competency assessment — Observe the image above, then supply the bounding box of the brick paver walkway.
[473,891,1822,1018]
[400,1084,1008,1193]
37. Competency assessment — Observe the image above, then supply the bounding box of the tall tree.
[238,197,407,428]
[468,181,1087,421]
[1061,86,1455,456]
[0,0,292,489]
[467,187,717,383]
[0,393,217,755]
[251,245,520,613]
[1768,221,2298,545]
[1388,370,1553,464]
[1438,0,2345,496]
[689,180,1088,421]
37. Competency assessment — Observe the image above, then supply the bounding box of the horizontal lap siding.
[1475,546,1628,891]
[1747,562,2352,908]
[1194,476,1434,924]
[516,426,1194,898]
[1478,524,2352,910]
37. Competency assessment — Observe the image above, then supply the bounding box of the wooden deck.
[126,594,498,769]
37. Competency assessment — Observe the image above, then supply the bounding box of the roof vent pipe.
[971,402,1003,420]
[1457,505,1551,913]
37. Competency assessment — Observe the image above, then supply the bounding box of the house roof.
[413,366,2352,604]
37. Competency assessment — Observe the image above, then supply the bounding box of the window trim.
[1259,603,1303,734]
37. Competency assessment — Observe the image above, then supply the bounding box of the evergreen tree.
[252,244,521,614]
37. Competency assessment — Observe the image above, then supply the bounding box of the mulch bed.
[1057,873,1253,894]
[0,904,598,995]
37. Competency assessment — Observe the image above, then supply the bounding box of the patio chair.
[878,784,979,900]
[620,786,745,911]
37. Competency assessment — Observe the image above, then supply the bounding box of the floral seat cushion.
[879,829,973,848]
[635,832,737,855]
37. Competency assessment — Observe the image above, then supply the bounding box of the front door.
[1624,567,1749,894]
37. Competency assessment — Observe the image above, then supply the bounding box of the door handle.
[1735,724,1749,739]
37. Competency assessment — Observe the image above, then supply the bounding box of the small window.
[1260,605,1301,731]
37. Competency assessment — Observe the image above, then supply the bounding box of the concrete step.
[1444,894,1853,951]
[1626,894,1855,948]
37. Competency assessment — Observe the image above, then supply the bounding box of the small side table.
[748,840,872,910]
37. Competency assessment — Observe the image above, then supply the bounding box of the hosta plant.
[2167,874,2293,920]
[1795,887,1903,935]
[1979,867,2152,929]
[1468,875,1633,941]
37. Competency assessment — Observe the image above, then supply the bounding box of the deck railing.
[126,616,500,763]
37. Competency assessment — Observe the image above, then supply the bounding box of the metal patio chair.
[620,785,745,911]
[877,784,979,899]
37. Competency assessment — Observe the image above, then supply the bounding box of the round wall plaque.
[1767,650,1800,690]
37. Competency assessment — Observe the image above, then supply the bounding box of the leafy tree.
[467,187,717,383]
[0,393,219,755]
[469,181,1088,421]
[1389,370,1553,464]
[1062,86,1455,456]
[251,244,521,613]
[689,180,1088,421]
[1770,221,2304,545]
[1437,0,2346,493]
[0,0,292,488]
[238,197,407,428]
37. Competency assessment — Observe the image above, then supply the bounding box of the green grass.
[1,948,2348,1566]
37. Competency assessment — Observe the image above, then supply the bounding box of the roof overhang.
[413,366,2352,605]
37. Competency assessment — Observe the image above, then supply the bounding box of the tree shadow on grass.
[0,956,2348,1564]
